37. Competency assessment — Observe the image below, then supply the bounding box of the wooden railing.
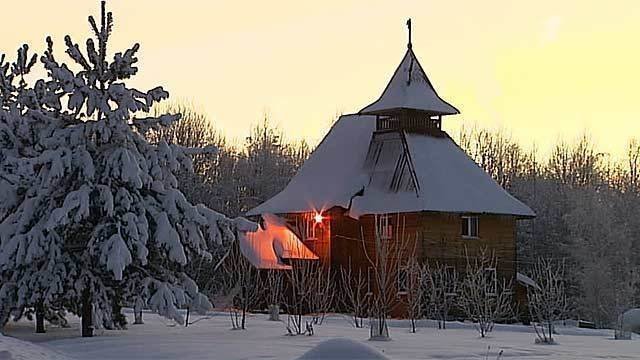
[376,114,444,136]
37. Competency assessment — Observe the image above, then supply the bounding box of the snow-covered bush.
[620,308,640,335]
[283,259,320,336]
[458,249,514,338]
[0,1,255,336]
[222,244,262,330]
[309,265,334,326]
[402,257,424,333]
[338,262,369,328]
[423,261,458,330]
[362,214,414,341]
[565,187,639,329]
[526,258,569,344]
[265,269,284,321]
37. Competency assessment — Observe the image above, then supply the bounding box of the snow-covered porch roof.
[247,115,535,219]
[238,213,318,270]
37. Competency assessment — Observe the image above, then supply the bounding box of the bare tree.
[338,261,369,328]
[423,262,459,329]
[457,125,524,189]
[458,248,514,338]
[613,267,639,340]
[526,258,570,344]
[362,214,413,340]
[265,269,284,321]
[283,259,317,336]
[566,187,640,328]
[309,265,334,325]
[546,135,604,188]
[626,139,640,193]
[403,258,424,333]
[133,297,145,325]
[223,245,262,330]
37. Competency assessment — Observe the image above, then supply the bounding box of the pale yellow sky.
[1,1,639,156]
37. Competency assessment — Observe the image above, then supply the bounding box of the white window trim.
[302,213,320,241]
[377,214,393,240]
[461,215,479,239]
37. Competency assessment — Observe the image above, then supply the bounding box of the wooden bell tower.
[359,19,459,137]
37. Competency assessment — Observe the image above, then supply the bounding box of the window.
[299,212,323,241]
[461,215,479,238]
[367,267,374,295]
[377,214,393,240]
[484,267,497,296]
[397,267,408,294]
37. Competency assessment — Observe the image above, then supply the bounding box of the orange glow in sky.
[1,1,639,156]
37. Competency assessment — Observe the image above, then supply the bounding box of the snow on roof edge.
[359,48,459,116]
[247,115,535,219]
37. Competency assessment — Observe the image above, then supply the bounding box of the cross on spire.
[406,18,412,49]
[406,19,414,85]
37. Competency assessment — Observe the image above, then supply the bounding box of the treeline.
[149,103,310,218]
[161,105,639,328]
[457,126,640,327]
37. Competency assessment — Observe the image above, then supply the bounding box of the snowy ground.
[1,310,638,360]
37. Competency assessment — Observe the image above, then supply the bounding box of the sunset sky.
[1,1,639,157]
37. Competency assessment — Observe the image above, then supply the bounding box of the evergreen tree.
[0,1,255,336]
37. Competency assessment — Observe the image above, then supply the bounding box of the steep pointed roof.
[359,48,459,116]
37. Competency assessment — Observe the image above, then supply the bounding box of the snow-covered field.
[1,311,638,360]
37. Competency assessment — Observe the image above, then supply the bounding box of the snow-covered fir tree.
[0,1,255,336]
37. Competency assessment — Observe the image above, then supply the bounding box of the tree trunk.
[268,304,280,321]
[81,288,93,338]
[185,307,190,327]
[369,316,390,340]
[111,294,126,330]
[35,301,45,334]
[241,305,246,330]
[133,298,144,325]
[134,309,144,325]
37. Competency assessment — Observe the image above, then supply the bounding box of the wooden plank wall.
[283,213,332,267]
[282,209,518,312]
[329,211,517,281]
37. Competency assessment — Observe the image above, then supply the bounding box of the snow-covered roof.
[517,272,541,290]
[359,48,459,116]
[238,213,318,269]
[247,115,535,218]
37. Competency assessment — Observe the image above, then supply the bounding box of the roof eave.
[359,106,460,117]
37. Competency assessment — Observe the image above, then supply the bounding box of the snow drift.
[296,338,389,360]
[0,335,70,360]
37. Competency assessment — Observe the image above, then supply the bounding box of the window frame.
[299,212,322,241]
[397,266,409,295]
[461,215,479,239]
[377,214,393,240]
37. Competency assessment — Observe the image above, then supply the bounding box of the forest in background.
[157,103,639,328]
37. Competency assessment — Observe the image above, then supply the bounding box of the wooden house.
[245,30,535,314]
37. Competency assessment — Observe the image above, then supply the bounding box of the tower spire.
[406,18,412,49]
[406,19,413,85]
